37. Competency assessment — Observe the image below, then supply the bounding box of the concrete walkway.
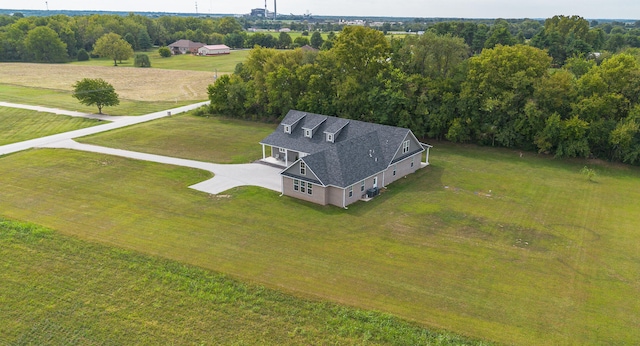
[0,101,283,194]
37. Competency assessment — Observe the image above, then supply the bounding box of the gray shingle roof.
[261,110,421,188]
[323,118,349,135]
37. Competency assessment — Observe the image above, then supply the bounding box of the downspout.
[343,187,347,209]
[280,175,284,196]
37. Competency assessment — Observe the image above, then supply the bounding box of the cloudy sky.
[1,0,639,19]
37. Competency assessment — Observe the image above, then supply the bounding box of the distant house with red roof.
[168,40,205,55]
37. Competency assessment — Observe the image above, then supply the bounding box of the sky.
[1,0,639,19]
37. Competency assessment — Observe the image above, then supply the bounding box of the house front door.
[373,176,378,188]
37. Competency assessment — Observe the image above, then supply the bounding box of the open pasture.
[1,130,638,345]
[0,106,100,145]
[1,219,481,345]
[0,84,196,116]
[0,63,212,103]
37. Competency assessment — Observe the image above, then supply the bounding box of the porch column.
[262,144,266,160]
[425,146,430,165]
[285,150,289,167]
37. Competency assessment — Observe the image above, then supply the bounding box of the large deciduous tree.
[24,26,68,62]
[93,33,134,66]
[395,32,469,79]
[72,78,120,114]
[310,31,324,49]
[458,44,552,148]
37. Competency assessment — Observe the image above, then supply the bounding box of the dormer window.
[402,140,410,154]
[327,133,334,143]
[304,129,312,138]
[284,125,291,134]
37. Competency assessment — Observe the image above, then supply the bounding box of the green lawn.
[0,106,101,145]
[0,84,195,116]
[1,140,639,345]
[71,49,251,73]
[77,113,275,164]
[1,218,482,345]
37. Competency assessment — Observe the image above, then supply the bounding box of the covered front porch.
[260,144,304,168]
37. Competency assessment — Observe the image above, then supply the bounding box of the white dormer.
[281,111,306,135]
[302,117,326,139]
[323,118,349,143]
[326,133,334,143]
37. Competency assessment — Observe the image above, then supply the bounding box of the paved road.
[0,101,132,121]
[0,101,208,156]
[0,101,282,194]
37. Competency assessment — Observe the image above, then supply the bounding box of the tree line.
[207,21,640,165]
[3,13,640,63]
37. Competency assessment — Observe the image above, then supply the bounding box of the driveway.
[0,101,282,194]
[41,139,282,194]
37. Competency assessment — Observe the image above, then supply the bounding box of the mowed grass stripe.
[1,143,639,345]
[0,106,101,145]
[1,219,483,345]
[77,113,276,164]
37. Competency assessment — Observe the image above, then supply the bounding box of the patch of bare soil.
[0,63,215,101]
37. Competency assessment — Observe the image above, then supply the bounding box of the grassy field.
[0,106,101,145]
[0,84,196,116]
[1,218,484,345]
[71,49,251,73]
[77,113,275,164]
[0,63,212,115]
[1,121,639,345]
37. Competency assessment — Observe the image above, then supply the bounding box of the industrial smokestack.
[264,0,267,18]
[274,0,277,20]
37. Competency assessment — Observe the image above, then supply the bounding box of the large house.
[168,39,205,55]
[260,110,431,208]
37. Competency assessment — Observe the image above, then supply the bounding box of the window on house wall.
[411,157,414,167]
[284,125,291,134]
[293,179,299,191]
[403,140,410,154]
[300,161,306,175]
[304,129,312,138]
[360,180,365,192]
[393,164,397,176]
[301,182,306,193]
[348,186,353,198]
[279,147,286,153]
[307,183,313,195]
